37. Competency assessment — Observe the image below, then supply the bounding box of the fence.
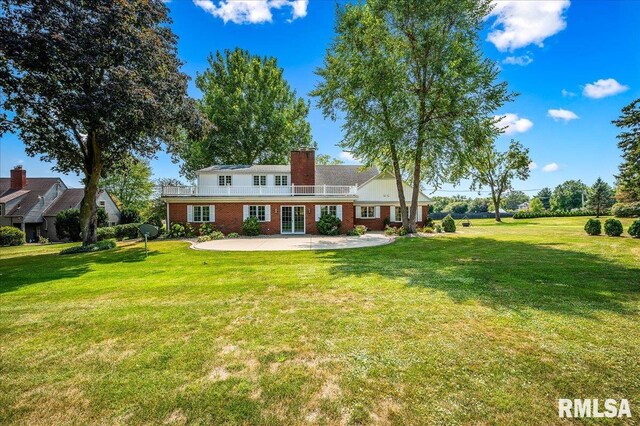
[428,212,514,220]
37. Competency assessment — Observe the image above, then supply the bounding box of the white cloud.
[339,151,357,163]
[487,0,570,52]
[502,55,533,66]
[528,162,538,170]
[542,162,559,172]
[495,113,534,135]
[582,78,629,99]
[193,0,308,24]
[561,89,576,98]
[548,108,579,122]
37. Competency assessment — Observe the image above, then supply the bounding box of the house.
[518,202,530,211]
[0,166,120,242]
[161,148,431,235]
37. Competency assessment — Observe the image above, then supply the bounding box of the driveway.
[191,233,393,251]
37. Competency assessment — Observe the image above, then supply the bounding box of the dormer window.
[218,175,232,186]
[253,175,267,186]
[274,175,288,186]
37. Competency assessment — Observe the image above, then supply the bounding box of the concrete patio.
[191,232,393,251]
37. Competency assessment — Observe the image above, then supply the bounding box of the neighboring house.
[0,166,120,242]
[161,149,431,235]
[518,202,530,211]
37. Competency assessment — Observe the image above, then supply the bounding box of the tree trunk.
[80,132,103,246]
[408,105,426,234]
[389,141,409,230]
[493,196,501,222]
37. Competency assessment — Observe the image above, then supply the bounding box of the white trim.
[375,206,380,219]
[242,205,249,221]
[281,205,305,234]
[417,205,422,222]
[187,205,193,222]
[210,205,216,222]
[355,206,362,219]
[336,205,343,221]
[166,202,170,229]
[265,205,271,222]
[390,206,396,222]
[315,205,321,221]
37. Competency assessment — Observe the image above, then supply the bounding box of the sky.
[1,0,639,198]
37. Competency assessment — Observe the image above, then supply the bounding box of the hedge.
[513,209,596,219]
[612,202,640,218]
[97,223,140,241]
[0,226,26,246]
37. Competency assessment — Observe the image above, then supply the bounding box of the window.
[99,200,106,208]
[218,175,232,186]
[275,175,288,186]
[249,205,266,221]
[320,205,337,216]
[361,206,375,218]
[0,204,3,216]
[394,206,408,221]
[193,206,211,222]
[253,175,267,186]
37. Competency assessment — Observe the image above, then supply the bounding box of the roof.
[0,177,63,217]
[42,188,85,216]
[197,164,291,174]
[315,165,379,186]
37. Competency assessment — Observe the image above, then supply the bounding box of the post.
[144,233,148,257]
[291,183,295,196]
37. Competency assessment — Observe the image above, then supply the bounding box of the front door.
[281,206,305,234]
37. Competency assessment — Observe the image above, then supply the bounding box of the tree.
[501,190,529,211]
[550,180,588,211]
[316,154,344,165]
[0,0,205,245]
[587,177,614,217]
[176,48,312,179]
[460,136,531,222]
[144,178,183,227]
[611,99,640,203]
[430,197,451,213]
[100,156,154,212]
[469,197,490,213]
[529,198,544,213]
[535,187,552,210]
[444,201,469,214]
[313,0,512,232]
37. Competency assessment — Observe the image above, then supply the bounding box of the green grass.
[1,217,639,425]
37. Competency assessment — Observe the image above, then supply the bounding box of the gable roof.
[315,165,379,187]
[0,177,63,217]
[42,188,85,217]
[197,164,290,174]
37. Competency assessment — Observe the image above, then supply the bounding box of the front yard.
[1,217,638,424]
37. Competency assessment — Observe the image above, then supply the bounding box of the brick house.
[161,149,431,235]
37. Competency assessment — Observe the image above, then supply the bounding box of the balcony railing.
[162,185,358,197]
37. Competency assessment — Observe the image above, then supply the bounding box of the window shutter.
[390,206,396,222]
[417,205,422,222]
[336,205,343,220]
[187,205,193,222]
[243,205,249,220]
[375,206,380,219]
[210,205,215,222]
[355,206,362,219]
[265,205,271,222]
[315,205,321,221]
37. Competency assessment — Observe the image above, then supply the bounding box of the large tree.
[0,0,205,245]
[100,156,154,212]
[501,190,529,211]
[535,187,552,210]
[316,154,344,165]
[612,99,640,203]
[587,177,614,217]
[313,0,511,232]
[550,180,588,211]
[177,48,312,180]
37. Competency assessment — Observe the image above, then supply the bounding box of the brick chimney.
[10,165,27,190]
[290,148,315,186]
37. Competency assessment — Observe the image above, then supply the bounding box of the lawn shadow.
[319,237,640,317]
[0,244,160,294]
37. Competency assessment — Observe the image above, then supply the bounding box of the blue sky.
[1,0,638,197]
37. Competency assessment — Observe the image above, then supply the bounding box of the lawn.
[1,217,639,425]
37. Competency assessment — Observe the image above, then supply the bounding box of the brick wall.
[168,201,354,235]
[354,205,430,231]
[290,150,315,186]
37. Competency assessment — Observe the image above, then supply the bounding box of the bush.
[421,226,434,233]
[114,223,140,240]
[197,235,211,243]
[144,214,163,228]
[346,229,359,236]
[434,224,443,233]
[170,223,185,238]
[242,216,261,236]
[384,226,399,236]
[612,202,640,218]
[55,208,81,241]
[211,231,225,240]
[198,223,217,236]
[397,227,408,236]
[316,214,342,236]
[97,226,116,241]
[120,208,141,224]
[628,219,640,238]
[513,209,596,219]
[423,217,435,228]
[38,235,50,245]
[0,226,25,246]
[444,201,469,214]
[354,225,367,236]
[60,239,116,255]
[442,215,456,233]
[584,219,601,236]
[604,218,623,237]
[97,208,109,227]
[227,232,240,239]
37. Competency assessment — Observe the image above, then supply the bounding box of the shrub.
[114,223,140,240]
[346,229,359,236]
[584,219,601,236]
[0,226,25,246]
[60,239,116,255]
[120,208,141,224]
[354,225,367,236]
[316,214,342,236]
[198,223,216,236]
[144,214,163,228]
[384,226,398,236]
[211,231,225,240]
[97,226,116,241]
[97,208,109,227]
[628,219,640,238]
[612,202,640,218]
[184,223,196,238]
[38,235,50,244]
[197,235,212,243]
[604,218,623,237]
[227,232,240,239]
[170,223,185,238]
[424,217,435,228]
[434,224,443,233]
[442,215,456,233]
[444,201,469,214]
[513,209,596,219]
[397,227,408,236]
[55,208,81,241]
[242,216,261,236]
[421,226,434,233]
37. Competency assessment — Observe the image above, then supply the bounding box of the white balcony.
[162,184,358,197]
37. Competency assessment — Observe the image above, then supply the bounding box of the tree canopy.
[0,0,205,245]
[100,156,154,212]
[587,177,614,217]
[612,98,640,203]
[176,48,313,180]
[316,154,344,165]
[550,180,588,211]
[502,190,530,211]
[535,188,552,210]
